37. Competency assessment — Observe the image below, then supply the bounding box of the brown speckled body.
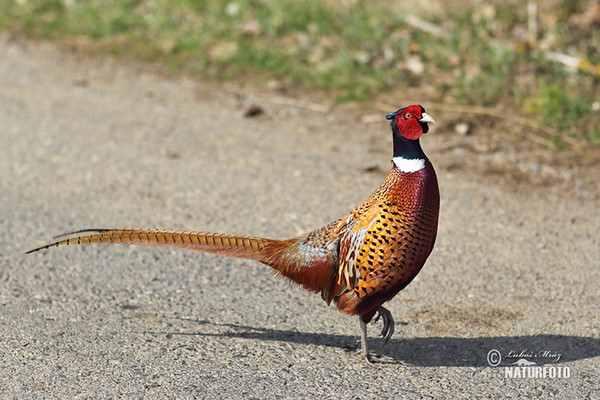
[262,160,440,324]
[334,161,439,322]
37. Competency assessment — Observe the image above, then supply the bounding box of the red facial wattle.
[396,117,426,140]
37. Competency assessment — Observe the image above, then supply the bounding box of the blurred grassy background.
[1,0,598,146]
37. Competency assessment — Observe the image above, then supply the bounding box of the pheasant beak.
[419,113,436,124]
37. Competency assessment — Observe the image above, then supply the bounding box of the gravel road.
[1,36,599,399]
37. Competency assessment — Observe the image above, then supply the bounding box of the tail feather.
[27,227,340,297]
[26,228,276,263]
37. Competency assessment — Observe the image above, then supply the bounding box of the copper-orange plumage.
[28,104,440,363]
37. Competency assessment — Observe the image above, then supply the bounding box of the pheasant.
[28,104,440,363]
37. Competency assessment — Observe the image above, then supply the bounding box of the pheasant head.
[386,105,435,172]
[386,104,435,140]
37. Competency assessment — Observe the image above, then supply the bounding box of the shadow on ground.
[163,320,599,367]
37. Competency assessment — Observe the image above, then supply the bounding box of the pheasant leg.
[359,318,375,365]
[359,306,396,364]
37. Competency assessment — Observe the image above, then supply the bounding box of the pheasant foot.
[373,306,395,344]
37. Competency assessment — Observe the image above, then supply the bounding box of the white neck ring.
[393,156,425,173]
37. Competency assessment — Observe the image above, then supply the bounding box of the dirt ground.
[1,35,599,399]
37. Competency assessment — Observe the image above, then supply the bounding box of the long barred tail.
[27,227,339,297]
[26,228,277,263]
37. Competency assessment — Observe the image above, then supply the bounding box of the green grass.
[1,0,598,145]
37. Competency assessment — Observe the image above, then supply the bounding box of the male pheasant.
[28,104,440,363]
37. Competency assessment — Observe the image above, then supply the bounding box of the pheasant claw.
[373,306,395,344]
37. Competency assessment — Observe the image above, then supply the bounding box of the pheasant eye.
[404,113,412,119]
